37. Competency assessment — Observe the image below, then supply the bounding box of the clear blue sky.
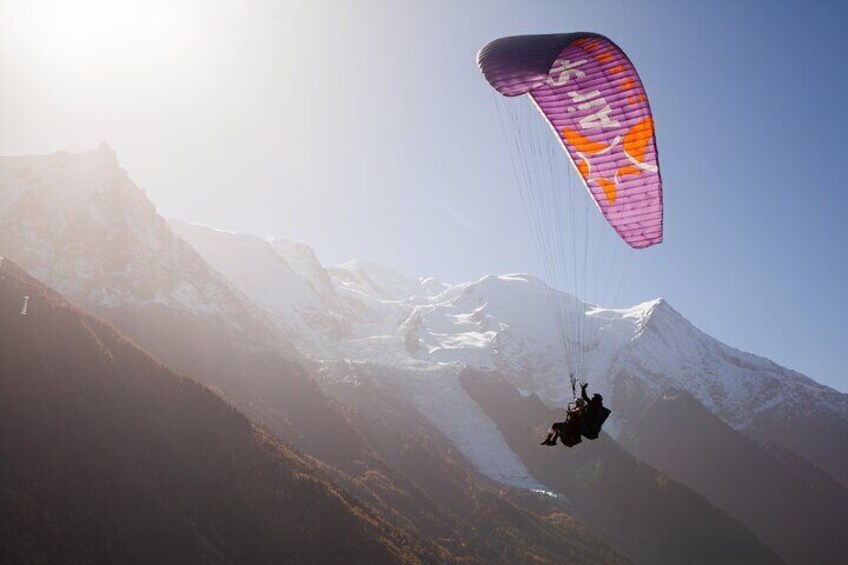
[1,1,846,391]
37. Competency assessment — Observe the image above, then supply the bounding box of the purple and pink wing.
[478,33,663,249]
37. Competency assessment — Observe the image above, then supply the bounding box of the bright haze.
[1,0,845,391]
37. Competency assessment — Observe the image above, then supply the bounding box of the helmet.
[593,393,603,402]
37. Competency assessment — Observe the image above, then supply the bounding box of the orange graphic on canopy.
[562,129,620,206]
[562,129,613,155]
[616,164,642,180]
[583,39,602,52]
[623,117,654,164]
[596,178,616,205]
[595,51,614,64]
[560,114,656,209]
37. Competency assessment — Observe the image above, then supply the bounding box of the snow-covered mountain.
[171,220,847,486]
[2,146,844,492]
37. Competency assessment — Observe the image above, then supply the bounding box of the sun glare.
[8,1,189,71]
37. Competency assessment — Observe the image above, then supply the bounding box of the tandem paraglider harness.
[541,379,611,448]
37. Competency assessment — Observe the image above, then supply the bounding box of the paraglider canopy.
[478,33,663,249]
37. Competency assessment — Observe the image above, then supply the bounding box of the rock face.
[0,145,254,319]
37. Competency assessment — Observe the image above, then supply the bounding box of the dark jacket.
[579,387,610,440]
